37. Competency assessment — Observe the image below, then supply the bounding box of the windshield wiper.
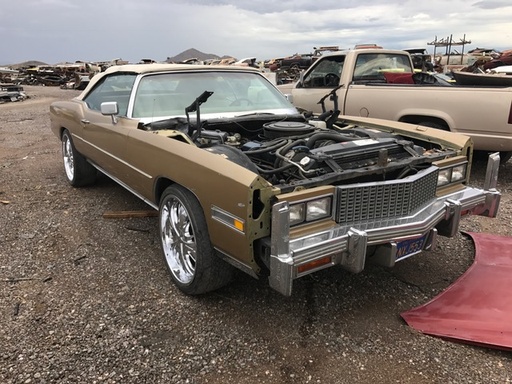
[185,90,213,137]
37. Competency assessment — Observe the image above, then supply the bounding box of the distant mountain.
[166,48,233,63]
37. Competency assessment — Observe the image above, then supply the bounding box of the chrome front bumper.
[269,154,501,296]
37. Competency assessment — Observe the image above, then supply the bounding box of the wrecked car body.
[49,64,500,296]
[0,84,27,103]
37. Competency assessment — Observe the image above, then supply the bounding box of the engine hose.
[306,132,357,148]
[244,139,289,155]
[256,163,295,174]
[274,138,307,168]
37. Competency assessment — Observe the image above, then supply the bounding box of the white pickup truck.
[278,48,512,159]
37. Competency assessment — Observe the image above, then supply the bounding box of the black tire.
[499,151,512,164]
[474,150,512,165]
[159,185,234,295]
[61,129,97,187]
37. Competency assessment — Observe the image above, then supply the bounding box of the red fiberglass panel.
[401,232,512,351]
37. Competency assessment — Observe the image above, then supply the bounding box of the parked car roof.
[102,63,260,75]
[81,63,262,97]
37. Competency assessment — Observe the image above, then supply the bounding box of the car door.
[80,73,138,180]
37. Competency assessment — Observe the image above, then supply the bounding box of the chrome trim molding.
[211,205,245,234]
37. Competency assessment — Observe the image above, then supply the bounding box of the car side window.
[301,56,345,88]
[83,73,136,116]
[353,53,414,81]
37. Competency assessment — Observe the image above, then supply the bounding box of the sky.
[2,0,511,65]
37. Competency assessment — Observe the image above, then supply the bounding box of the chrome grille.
[336,167,439,224]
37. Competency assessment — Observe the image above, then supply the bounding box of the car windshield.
[131,71,296,121]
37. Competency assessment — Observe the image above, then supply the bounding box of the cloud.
[1,0,511,65]
[472,0,512,10]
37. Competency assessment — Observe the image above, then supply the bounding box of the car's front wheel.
[61,129,97,187]
[159,185,234,295]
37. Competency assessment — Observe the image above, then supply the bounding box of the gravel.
[1,85,511,383]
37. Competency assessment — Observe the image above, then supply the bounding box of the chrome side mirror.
[100,101,119,124]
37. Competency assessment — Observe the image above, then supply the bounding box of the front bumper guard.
[269,154,501,296]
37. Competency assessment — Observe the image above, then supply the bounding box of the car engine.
[207,119,456,190]
[143,114,456,192]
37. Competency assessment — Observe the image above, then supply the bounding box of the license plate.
[396,234,427,261]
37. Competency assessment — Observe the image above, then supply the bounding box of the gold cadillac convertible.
[50,64,500,296]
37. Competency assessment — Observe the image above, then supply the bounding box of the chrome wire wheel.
[62,134,75,182]
[160,194,197,285]
[60,129,96,187]
[158,185,234,295]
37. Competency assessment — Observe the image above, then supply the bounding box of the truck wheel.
[61,129,97,187]
[499,152,512,163]
[159,185,234,295]
[474,150,511,165]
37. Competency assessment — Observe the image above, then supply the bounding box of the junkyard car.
[50,64,501,296]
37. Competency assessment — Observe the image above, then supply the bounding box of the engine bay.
[138,89,458,190]
[143,114,456,191]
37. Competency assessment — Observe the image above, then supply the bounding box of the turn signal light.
[297,256,332,274]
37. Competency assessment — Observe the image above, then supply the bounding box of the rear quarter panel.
[49,99,86,145]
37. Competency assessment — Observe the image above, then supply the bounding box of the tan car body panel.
[280,48,512,152]
[50,94,276,272]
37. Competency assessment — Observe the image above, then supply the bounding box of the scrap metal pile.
[15,63,98,90]
[2,61,109,94]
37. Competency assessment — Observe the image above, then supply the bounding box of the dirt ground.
[1,85,512,383]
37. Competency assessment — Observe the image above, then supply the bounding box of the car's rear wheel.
[61,129,97,187]
[159,185,234,295]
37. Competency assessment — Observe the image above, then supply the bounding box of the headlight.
[289,203,305,226]
[289,195,333,226]
[306,197,332,221]
[437,168,451,186]
[437,162,467,187]
[451,164,467,182]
